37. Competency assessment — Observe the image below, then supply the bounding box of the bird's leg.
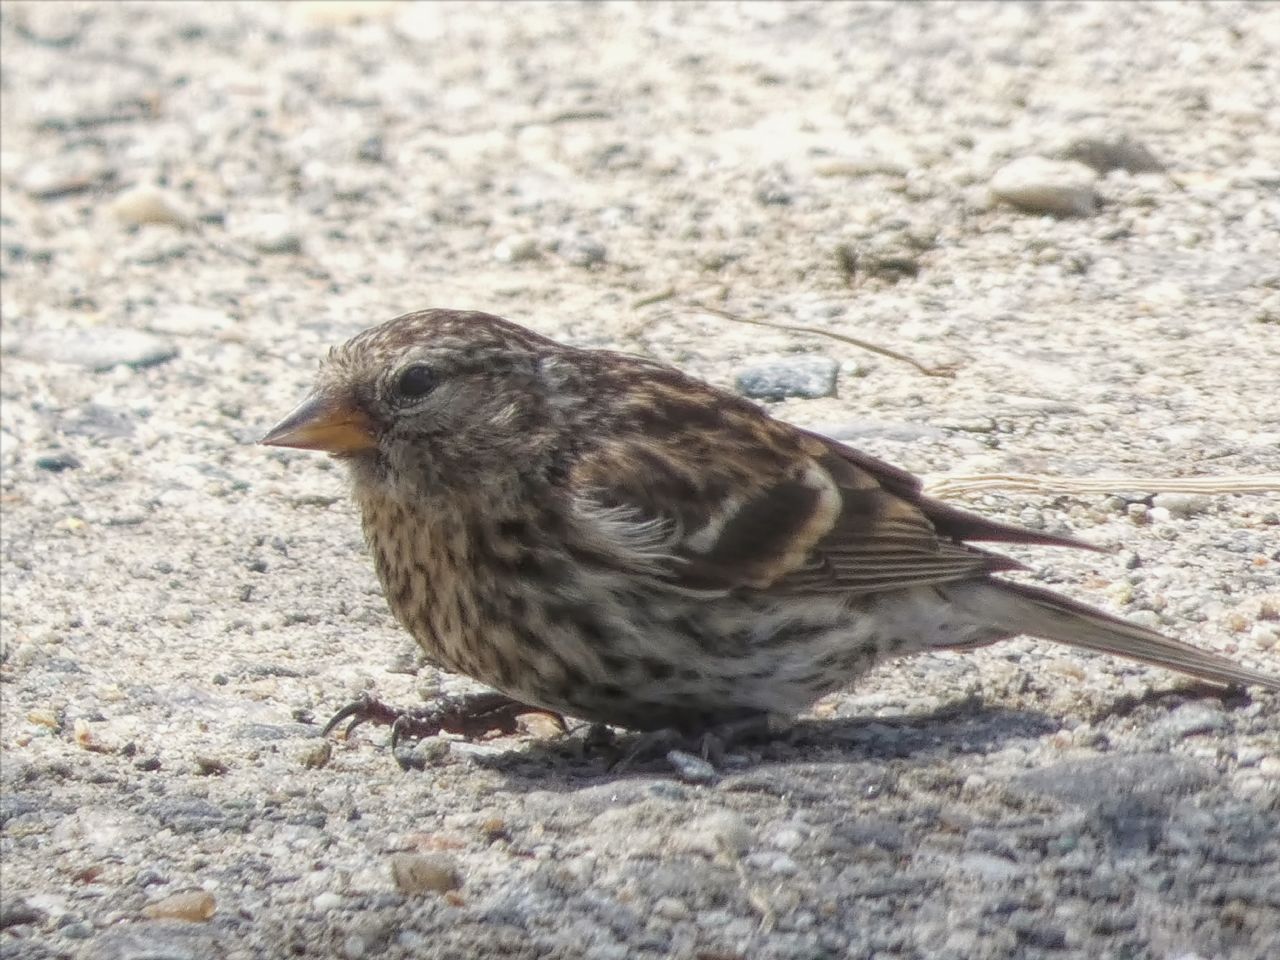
[609,727,682,772]
[611,713,781,773]
[694,713,780,763]
[322,691,565,766]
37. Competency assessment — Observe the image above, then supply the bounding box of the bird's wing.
[564,403,1069,596]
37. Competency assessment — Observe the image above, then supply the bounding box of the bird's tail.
[948,579,1280,691]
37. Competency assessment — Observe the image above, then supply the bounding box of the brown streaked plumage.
[262,309,1279,739]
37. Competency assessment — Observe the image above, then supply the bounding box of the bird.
[261,308,1279,751]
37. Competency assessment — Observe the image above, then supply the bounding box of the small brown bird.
[262,309,1278,747]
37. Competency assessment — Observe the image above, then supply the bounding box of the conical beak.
[260,393,377,455]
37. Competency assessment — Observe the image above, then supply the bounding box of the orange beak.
[260,393,377,455]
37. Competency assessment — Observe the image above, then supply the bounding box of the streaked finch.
[262,309,1278,748]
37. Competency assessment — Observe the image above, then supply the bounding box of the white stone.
[990,156,1099,217]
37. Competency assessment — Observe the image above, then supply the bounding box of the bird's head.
[261,310,576,501]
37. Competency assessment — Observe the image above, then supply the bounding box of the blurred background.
[5,2,1276,379]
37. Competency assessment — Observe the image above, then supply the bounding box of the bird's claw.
[321,693,403,738]
[321,691,564,767]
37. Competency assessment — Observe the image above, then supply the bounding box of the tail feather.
[956,580,1280,691]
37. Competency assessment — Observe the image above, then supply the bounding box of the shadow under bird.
[261,309,1279,751]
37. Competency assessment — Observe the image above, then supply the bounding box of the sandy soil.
[2,3,1278,958]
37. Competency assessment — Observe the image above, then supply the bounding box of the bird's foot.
[609,714,781,775]
[322,691,565,770]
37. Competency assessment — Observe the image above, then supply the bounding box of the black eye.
[395,364,436,400]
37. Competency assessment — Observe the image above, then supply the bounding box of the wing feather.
[561,396,1068,597]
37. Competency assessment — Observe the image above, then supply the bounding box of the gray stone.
[34,451,81,472]
[7,328,177,371]
[1153,703,1228,740]
[665,749,716,784]
[735,355,839,401]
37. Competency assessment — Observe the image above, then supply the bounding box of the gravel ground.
[2,2,1279,958]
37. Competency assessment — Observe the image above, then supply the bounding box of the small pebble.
[59,921,94,939]
[298,739,332,769]
[141,890,216,922]
[34,452,81,472]
[195,755,228,776]
[1249,623,1278,649]
[735,355,838,401]
[27,708,59,729]
[652,896,690,921]
[109,186,191,228]
[666,749,716,784]
[312,892,344,912]
[389,852,462,895]
[990,156,1099,217]
[517,712,565,740]
[404,736,452,768]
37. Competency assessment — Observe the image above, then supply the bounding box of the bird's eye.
[395,364,437,399]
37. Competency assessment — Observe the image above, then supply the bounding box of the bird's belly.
[374,524,1001,729]
[500,586,1009,728]
[460,592,889,728]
